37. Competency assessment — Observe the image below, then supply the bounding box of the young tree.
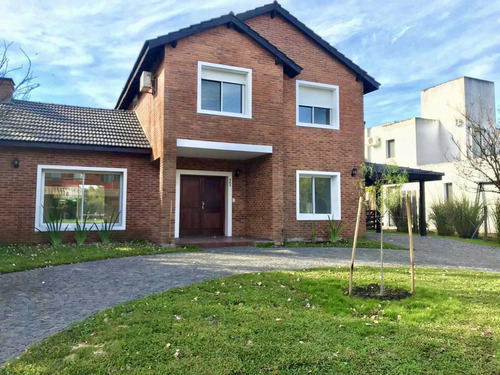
[0,41,39,101]
[451,102,500,195]
[363,163,408,295]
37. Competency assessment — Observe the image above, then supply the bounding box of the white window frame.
[296,80,339,130]
[296,170,341,221]
[35,165,127,232]
[197,61,252,119]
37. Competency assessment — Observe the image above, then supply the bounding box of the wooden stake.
[406,196,415,294]
[349,196,363,295]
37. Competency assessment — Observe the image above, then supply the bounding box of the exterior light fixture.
[235,168,241,177]
[12,157,19,169]
[351,167,358,177]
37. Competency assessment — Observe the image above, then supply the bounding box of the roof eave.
[116,12,302,109]
[237,2,380,94]
[0,140,152,154]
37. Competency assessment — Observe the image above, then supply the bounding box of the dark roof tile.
[0,100,151,150]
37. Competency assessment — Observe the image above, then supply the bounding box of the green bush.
[450,197,482,238]
[429,200,455,236]
[493,199,500,243]
[327,216,344,244]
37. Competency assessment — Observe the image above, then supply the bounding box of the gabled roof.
[116,13,302,109]
[237,2,379,94]
[0,100,151,153]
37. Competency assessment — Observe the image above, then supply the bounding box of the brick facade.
[0,147,159,244]
[132,15,366,244]
[1,8,370,245]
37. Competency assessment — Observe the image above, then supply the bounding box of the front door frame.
[175,169,232,238]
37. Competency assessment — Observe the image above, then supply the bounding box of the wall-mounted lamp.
[351,167,358,177]
[234,168,241,178]
[12,157,19,169]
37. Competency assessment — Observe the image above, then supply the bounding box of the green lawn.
[0,242,200,274]
[2,267,498,374]
[259,237,408,250]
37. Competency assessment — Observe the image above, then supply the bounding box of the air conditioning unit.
[140,71,153,93]
[367,136,381,147]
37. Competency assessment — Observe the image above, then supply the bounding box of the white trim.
[175,169,233,239]
[296,80,340,130]
[296,170,341,221]
[197,61,252,119]
[177,139,272,154]
[35,165,127,232]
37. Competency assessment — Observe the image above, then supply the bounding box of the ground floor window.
[296,170,341,220]
[35,165,127,231]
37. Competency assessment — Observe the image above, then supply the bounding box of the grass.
[259,237,408,250]
[0,242,201,274]
[2,267,498,374]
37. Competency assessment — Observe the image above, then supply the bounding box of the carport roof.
[364,162,444,187]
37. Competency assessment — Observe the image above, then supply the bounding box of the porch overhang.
[176,139,272,160]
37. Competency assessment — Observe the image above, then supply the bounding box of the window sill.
[296,214,340,221]
[296,122,339,130]
[198,109,252,119]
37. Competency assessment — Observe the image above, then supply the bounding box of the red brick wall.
[246,15,366,240]
[0,147,160,244]
[158,25,286,242]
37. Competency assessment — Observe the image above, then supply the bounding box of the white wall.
[365,118,418,167]
[366,76,498,234]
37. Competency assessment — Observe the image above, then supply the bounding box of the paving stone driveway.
[1,234,498,365]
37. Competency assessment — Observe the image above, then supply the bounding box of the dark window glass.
[314,107,330,125]
[222,82,242,113]
[299,106,312,123]
[201,80,221,111]
[299,176,313,213]
[314,177,331,214]
[387,140,395,158]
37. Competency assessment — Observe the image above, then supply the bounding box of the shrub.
[429,200,455,236]
[37,207,68,246]
[97,211,120,244]
[311,222,316,243]
[327,216,345,243]
[450,197,482,238]
[74,215,93,246]
[492,199,500,243]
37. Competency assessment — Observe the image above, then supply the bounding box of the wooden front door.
[180,176,225,236]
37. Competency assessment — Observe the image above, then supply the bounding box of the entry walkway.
[1,237,498,365]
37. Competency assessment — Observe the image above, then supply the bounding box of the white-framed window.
[296,80,339,129]
[197,61,252,119]
[35,165,127,232]
[296,170,341,220]
[386,139,395,158]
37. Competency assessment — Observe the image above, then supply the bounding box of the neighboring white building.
[365,76,497,234]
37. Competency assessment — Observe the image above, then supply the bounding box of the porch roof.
[176,139,272,160]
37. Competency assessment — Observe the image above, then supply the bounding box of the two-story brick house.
[0,2,379,245]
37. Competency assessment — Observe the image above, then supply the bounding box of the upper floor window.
[197,61,252,119]
[387,139,395,158]
[296,80,339,129]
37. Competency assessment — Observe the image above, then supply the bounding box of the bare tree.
[1,41,39,101]
[451,103,500,195]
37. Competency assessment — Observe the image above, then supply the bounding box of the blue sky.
[1,0,498,127]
